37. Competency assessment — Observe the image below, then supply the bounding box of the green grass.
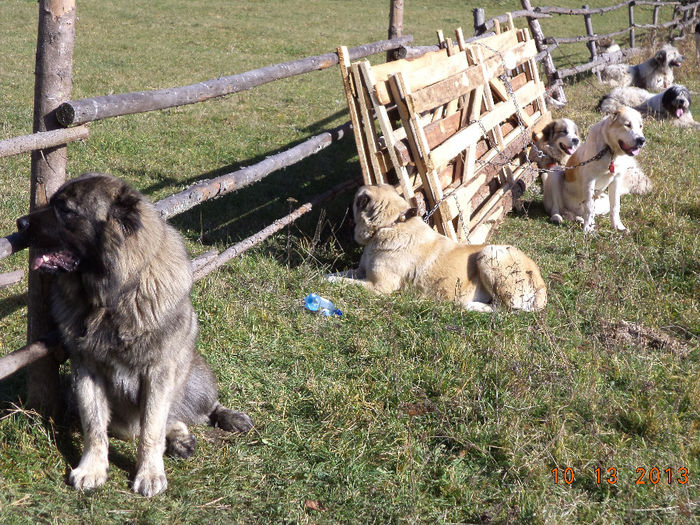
[1,1,698,523]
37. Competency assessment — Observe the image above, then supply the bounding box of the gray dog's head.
[661,84,691,118]
[16,173,145,274]
[656,44,684,69]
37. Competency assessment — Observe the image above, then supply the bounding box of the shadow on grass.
[0,291,26,322]
[160,135,361,267]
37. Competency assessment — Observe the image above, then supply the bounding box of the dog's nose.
[16,216,30,232]
[636,136,646,147]
[572,137,580,146]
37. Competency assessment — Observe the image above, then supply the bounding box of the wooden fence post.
[387,0,404,62]
[26,0,76,419]
[520,0,567,104]
[583,5,601,82]
[473,8,486,36]
[629,1,635,48]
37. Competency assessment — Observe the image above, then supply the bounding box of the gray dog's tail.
[210,403,254,433]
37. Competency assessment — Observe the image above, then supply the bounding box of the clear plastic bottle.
[304,293,342,317]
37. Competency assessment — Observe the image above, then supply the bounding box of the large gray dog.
[598,84,699,129]
[17,173,254,497]
[600,44,684,91]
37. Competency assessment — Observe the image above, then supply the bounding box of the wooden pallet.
[339,18,552,243]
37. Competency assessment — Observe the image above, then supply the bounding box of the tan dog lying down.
[543,106,648,233]
[327,185,547,312]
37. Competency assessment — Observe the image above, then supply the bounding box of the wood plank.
[408,70,474,114]
[351,63,385,183]
[430,80,541,169]
[357,61,414,199]
[372,49,450,104]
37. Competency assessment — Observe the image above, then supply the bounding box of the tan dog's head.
[534,118,580,166]
[352,184,413,245]
[604,106,646,157]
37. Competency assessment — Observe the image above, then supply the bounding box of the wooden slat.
[351,63,385,183]
[430,80,541,170]
[338,46,373,184]
[357,61,414,198]
[408,70,473,114]
[372,49,450,105]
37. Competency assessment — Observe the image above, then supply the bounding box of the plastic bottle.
[304,293,342,317]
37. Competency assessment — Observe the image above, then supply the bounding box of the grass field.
[0,1,698,523]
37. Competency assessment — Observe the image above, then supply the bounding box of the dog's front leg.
[547,169,565,224]
[581,180,597,233]
[608,177,627,231]
[69,365,111,491]
[132,369,174,497]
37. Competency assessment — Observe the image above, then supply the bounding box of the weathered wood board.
[339,20,551,243]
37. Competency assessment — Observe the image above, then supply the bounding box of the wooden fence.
[0,1,698,414]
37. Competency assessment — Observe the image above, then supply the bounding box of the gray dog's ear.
[110,186,142,237]
[655,48,667,65]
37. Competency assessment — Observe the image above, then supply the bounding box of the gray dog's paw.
[211,406,254,433]
[167,433,197,459]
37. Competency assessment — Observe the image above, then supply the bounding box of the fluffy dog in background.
[695,22,700,60]
[327,185,547,312]
[528,118,581,170]
[600,44,684,91]
[17,173,253,497]
[598,84,699,129]
[542,107,649,233]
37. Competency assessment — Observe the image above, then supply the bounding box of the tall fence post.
[583,5,602,82]
[387,0,404,62]
[629,1,636,48]
[26,0,76,419]
[520,0,567,105]
[473,8,486,36]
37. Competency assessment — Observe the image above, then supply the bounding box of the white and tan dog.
[543,106,648,233]
[327,185,547,312]
[600,44,684,91]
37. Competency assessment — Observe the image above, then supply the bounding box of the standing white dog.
[543,107,647,233]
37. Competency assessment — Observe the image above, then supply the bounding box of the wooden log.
[583,5,602,82]
[653,0,661,25]
[583,5,598,59]
[193,178,359,281]
[56,36,413,126]
[557,48,643,78]
[548,27,639,44]
[534,2,679,16]
[27,0,76,419]
[387,0,405,62]
[0,126,89,159]
[154,121,352,220]
[0,232,29,261]
[629,2,636,48]
[520,0,567,105]
[0,270,24,290]
[473,8,487,36]
[0,333,61,382]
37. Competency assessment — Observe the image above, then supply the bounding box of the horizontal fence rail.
[56,36,413,126]
[0,126,89,159]
[155,121,352,220]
